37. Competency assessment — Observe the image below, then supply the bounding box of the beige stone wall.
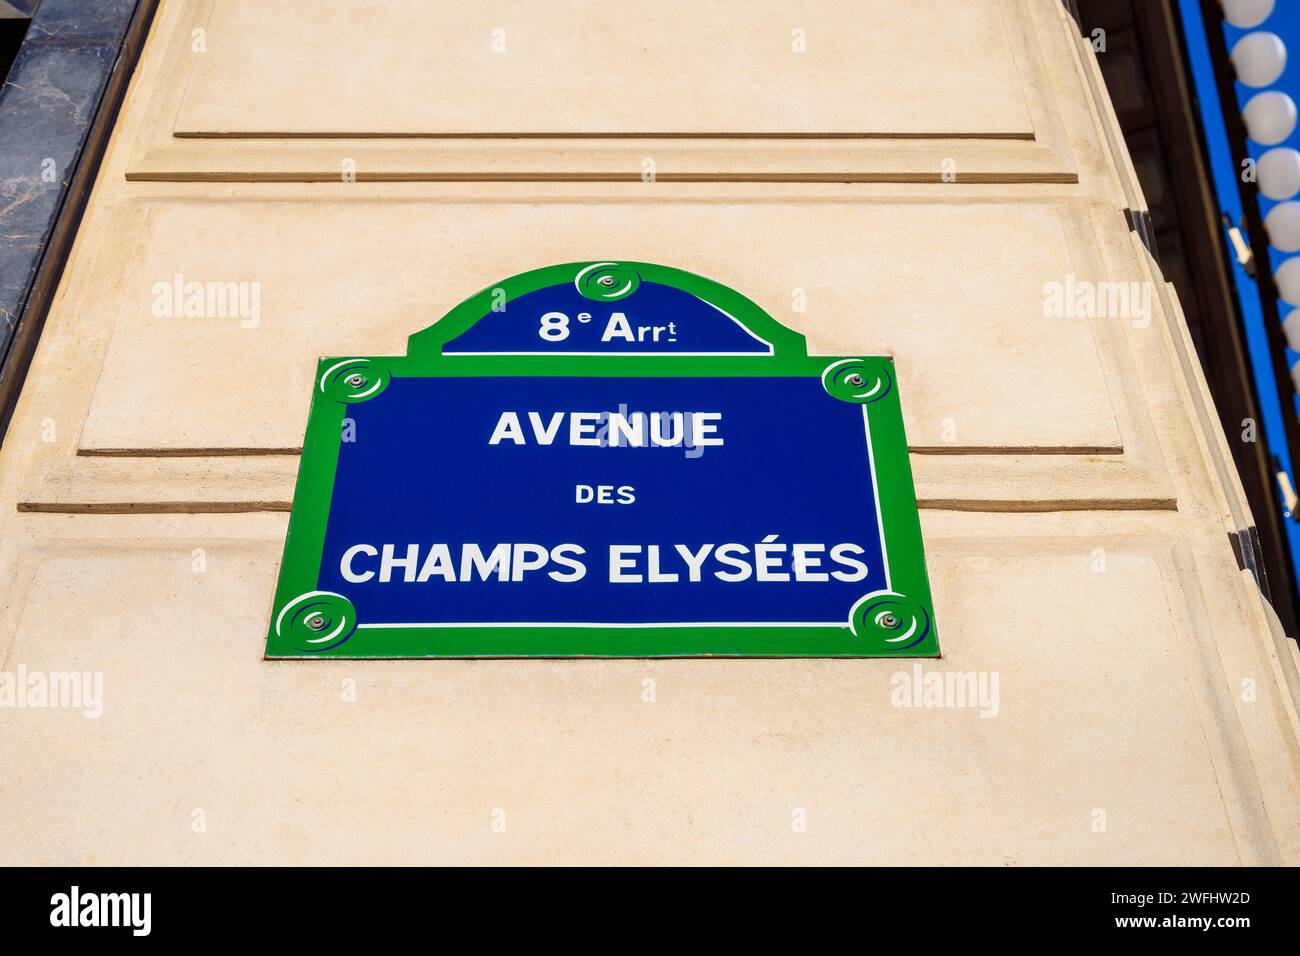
[0,0,1297,864]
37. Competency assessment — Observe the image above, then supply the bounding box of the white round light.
[1275,255,1300,305]
[1224,0,1275,29]
[1258,147,1300,199]
[1244,90,1297,145]
[1267,202,1300,251]
[1232,31,1287,87]
[1284,311,1300,352]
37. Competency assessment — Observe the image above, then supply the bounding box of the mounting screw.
[846,373,864,387]
[880,613,899,629]
[345,373,366,388]
[306,613,327,631]
[597,275,615,287]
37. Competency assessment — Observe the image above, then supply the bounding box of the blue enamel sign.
[267,261,938,658]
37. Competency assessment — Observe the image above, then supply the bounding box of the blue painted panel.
[317,375,887,626]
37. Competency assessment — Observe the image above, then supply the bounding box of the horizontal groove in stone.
[78,447,302,457]
[909,445,1124,455]
[18,501,291,514]
[124,171,1080,184]
[171,131,1040,141]
[917,498,1178,513]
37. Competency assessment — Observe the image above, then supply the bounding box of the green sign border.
[266,262,939,659]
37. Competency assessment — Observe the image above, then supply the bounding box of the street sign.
[266,261,938,658]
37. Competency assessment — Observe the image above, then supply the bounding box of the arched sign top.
[408,261,808,359]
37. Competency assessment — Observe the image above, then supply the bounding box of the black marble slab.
[25,0,133,42]
[0,0,136,361]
